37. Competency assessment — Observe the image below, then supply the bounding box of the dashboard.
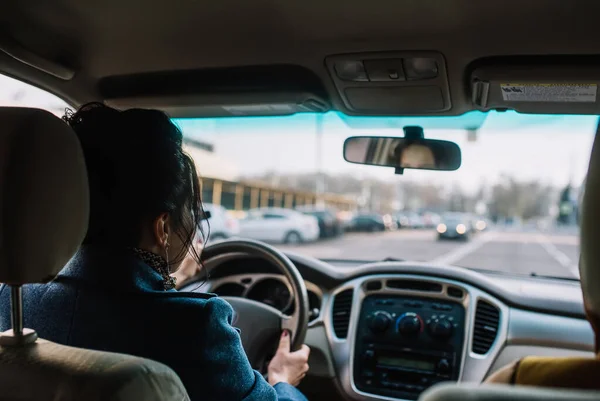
[181,251,595,401]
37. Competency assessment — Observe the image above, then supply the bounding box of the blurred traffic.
[199,205,494,244]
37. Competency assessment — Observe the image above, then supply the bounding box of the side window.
[0,74,70,116]
[263,213,285,219]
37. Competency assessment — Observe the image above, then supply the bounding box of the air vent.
[366,281,382,291]
[386,279,442,292]
[332,289,354,339]
[447,286,464,298]
[472,300,500,355]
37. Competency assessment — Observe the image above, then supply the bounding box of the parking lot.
[278,227,580,279]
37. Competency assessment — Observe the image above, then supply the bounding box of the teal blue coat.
[0,245,307,401]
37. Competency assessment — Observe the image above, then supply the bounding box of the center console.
[354,294,466,400]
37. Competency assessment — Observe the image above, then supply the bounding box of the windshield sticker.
[500,83,597,103]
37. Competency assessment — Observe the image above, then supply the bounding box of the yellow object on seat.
[515,356,600,390]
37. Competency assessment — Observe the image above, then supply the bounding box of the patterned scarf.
[130,248,177,291]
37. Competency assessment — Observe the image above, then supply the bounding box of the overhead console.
[325,52,451,115]
[470,56,600,115]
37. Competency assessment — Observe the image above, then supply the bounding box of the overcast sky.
[1,74,596,194]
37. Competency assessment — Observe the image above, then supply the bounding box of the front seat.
[0,107,190,401]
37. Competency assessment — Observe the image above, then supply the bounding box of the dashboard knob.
[368,311,392,333]
[396,312,423,336]
[429,318,453,339]
[437,358,451,374]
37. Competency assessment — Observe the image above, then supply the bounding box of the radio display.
[376,355,435,371]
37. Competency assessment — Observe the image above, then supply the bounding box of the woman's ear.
[152,212,171,249]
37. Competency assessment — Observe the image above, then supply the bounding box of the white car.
[197,203,240,242]
[237,207,320,243]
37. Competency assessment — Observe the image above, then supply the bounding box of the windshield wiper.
[381,257,405,262]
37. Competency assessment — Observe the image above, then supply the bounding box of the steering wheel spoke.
[202,239,309,368]
[222,296,285,365]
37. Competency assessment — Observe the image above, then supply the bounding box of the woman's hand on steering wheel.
[267,330,310,387]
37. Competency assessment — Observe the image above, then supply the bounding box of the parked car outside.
[408,212,425,229]
[395,213,410,229]
[296,206,343,238]
[196,203,240,243]
[348,213,387,232]
[237,207,320,244]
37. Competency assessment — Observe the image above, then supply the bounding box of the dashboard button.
[362,349,375,365]
[437,358,451,374]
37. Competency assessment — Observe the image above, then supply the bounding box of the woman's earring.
[163,238,177,291]
[165,243,170,273]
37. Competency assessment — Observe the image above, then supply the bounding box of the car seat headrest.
[580,122,600,317]
[0,108,89,285]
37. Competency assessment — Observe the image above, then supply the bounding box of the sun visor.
[105,92,329,118]
[471,63,600,115]
[100,65,330,117]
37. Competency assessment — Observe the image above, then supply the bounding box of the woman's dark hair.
[63,102,205,265]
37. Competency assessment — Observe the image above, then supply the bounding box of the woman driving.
[0,103,310,401]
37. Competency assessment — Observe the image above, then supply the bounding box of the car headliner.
[2,0,600,117]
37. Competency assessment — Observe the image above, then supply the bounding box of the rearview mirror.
[343,136,461,172]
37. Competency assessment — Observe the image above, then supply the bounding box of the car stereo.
[353,294,465,400]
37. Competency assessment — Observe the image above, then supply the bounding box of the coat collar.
[57,245,171,293]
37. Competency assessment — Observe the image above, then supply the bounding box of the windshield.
[177,111,596,280]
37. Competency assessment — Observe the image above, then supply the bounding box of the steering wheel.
[201,238,310,368]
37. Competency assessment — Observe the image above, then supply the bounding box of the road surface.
[277,228,580,279]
